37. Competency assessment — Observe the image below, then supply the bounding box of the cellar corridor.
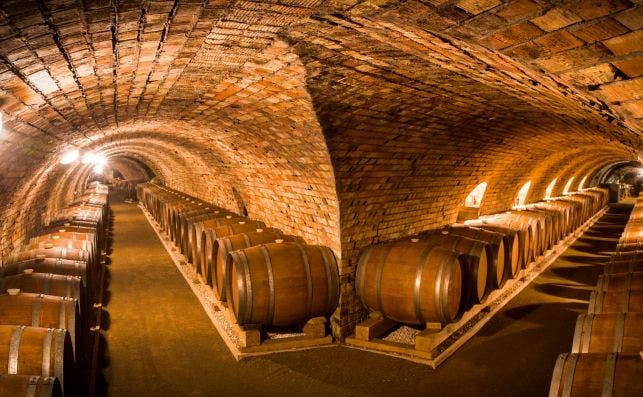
[100,198,633,397]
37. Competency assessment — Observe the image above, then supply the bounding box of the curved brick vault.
[0,0,640,336]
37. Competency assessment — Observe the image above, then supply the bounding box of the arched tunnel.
[0,1,641,396]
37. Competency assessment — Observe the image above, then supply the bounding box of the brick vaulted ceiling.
[0,0,641,264]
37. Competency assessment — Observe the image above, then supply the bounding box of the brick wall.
[0,1,639,337]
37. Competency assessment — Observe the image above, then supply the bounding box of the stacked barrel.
[0,181,109,397]
[137,183,340,331]
[356,188,609,329]
[549,193,643,396]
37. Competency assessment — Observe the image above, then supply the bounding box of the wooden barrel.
[194,222,268,280]
[505,211,542,259]
[596,272,643,291]
[549,353,643,397]
[513,210,550,254]
[588,290,643,314]
[466,217,531,268]
[192,217,261,249]
[417,233,490,305]
[446,224,517,283]
[0,259,91,290]
[0,293,81,354]
[571,313,643,353]
[0,374,63,397]
[22,241,95,269]
[31,231,96,242]
[0,325,75,396]
[212,231,303,301]
[30,232,97,256]
[180,210,236,262]
[606,260,643,274]
[356,242,463,325]
[177,207,219,254]
[0,274,85,315]
[525,207,562,248]
[4,247,91,266]
[533,202,572,240]
[617,242,643,252]
[227,242,339,327]
[35,227,100,251]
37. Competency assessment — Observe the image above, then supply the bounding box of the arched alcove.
[544,178,557,199]
[515,181,531,207]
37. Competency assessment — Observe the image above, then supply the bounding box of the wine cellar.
[0,0,641,396]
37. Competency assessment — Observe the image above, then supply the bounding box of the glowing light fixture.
[82,152,96,164]
[60,148,79,164]
[91,154,107,174]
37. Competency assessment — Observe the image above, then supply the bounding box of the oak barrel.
[571,313,643,353]
[194,222,268,280]
[356,242,463,325]
[212,230,302,301]
[445,225,515,285]
[588,290,643,314]
[596,272,643,291]
[0,374,62,397]
[4,247,91,266]
[0,325,74,396]
[418,233,490,305]
[466,218,531,269]
[227,242,339,327]
[549,353,642,397]
[0,293,81,354]
[0,274,85,316]
[0,259,91,291]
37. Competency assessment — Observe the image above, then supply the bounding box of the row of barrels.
[549,193,643,396]
[137,183,341,328]
[0,181,109,397]
[355,188,610,326]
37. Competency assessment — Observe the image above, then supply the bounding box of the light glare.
[60,148,79,164]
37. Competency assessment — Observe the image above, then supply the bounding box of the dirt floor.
[100,199,633,397]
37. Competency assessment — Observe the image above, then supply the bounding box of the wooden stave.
[417,234,490,306]
[0,293,82,356]
[212,231,303,302]
[354,242,463,326]
[571,313,643,353]
[0,325,75,397]
[0,374,63,397]
[228,242,340,327]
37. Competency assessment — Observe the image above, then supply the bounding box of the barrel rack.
[139,203,335,360]
[344,206,609,368]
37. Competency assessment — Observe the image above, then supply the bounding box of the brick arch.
[108,157,151,181]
